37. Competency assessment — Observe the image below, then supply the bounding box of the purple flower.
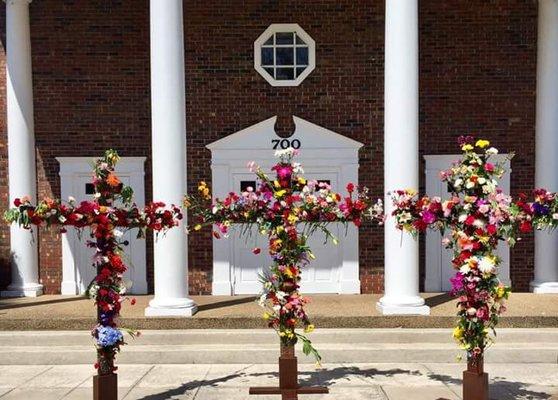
[533,202,550,216]
[421,211,436,224]
[450,272,464,295]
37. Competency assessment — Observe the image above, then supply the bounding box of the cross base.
[249,344,329,400]
[462,357,488,400]
[93,373,117,400]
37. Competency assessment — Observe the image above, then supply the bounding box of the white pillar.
[377,0,429,315]
[532,0,558,293]
[1,0,42,298]
[145,0,197,316]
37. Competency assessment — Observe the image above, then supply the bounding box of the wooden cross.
[390,136,557,400]
[185,148,384,400]
[5,150,183,400]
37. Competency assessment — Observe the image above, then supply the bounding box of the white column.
[1,0,42,298]
[377,0,429,315]
[532,0,558,293]
[145,0,197,316]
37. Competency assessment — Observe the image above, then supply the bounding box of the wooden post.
[462,356,488,400]
[249,344,329,399]
[93,373,117,400]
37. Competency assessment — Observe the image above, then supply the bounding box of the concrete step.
[0,342,557,365]
[0,329,556,365]
[2,328,558,346]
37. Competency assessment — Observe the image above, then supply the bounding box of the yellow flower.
[263,312,271,320]
[462,144,474,151]
[304,324,315,333]
[274,180,280,188]
[194,224,202,231]
[275,190,286,198]
[308,251,316,260]
[496,285,507,299]
[453,326,464,340]
[298,177,307,185]
[287,214,298,224]
[475,139,490,149]
[276,225,285,233]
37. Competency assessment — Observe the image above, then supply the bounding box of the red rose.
[487,224,497,235]
[14,198,21,207]
[465,215,476,226]
[252,247,261,255]
[520,221,532,233]
[346,183,355,193]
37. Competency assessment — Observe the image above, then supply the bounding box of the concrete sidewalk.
[0,363,556,399]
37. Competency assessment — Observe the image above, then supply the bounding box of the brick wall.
[0,0,539,294]
[419,0,538,291]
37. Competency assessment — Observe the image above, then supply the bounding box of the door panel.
[73,174,137,294]
[231,172,341,294]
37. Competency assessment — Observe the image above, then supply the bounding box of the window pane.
[241,181,257,192]
[276,32,294,44]
[263,36,274,46]
[276,47,294,66]
[264,67,275,78]
[295,34,306,45]
[296,67,307,78]
[296,47,308,66]
[261,47,274,66]
[276,67,295,80]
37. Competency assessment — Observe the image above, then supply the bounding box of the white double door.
[231,173,342,294]
[58,157,147,295]
[424,155,511,292]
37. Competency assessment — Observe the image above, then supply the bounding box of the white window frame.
[254,23,316,87]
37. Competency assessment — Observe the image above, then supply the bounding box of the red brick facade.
[0,1,539,295]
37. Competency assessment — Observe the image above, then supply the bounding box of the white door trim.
[208,116,362,295]
[56,156,147,295]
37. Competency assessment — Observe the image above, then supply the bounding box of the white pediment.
[207,116,362,151]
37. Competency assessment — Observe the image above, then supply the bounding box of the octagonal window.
[254,24,316,87]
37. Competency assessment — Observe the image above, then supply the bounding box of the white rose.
[466,307,477,316]
[478,177,486,185]
[458,214,468,223]
[460,265,471,274]
[465,180,475,189]
[454,178,463,188]
[486,147,499,155]
[478,257,496,275]
[553,213,558,220]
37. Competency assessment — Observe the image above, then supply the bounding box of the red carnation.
[346,183,355,193]
[520,221,532,233]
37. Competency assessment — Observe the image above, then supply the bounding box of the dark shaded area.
[197,296,257,312]
[0,295,86,310]
[136,365,553,400]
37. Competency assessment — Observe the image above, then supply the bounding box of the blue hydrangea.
[96,326,123,348]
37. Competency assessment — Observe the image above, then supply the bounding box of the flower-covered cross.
[185,148,384,362]
[391,136,558,367]
[5,150,183,378]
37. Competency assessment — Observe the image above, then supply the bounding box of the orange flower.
[106,173,121,188]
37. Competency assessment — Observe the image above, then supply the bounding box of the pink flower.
[421,210,436,224]
[476,306,489,321]
[485,163,495,172]
[247,161,257,173]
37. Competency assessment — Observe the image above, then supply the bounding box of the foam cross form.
[185,148,384,400]
[4,150,183,400]
[390,136,558,400]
